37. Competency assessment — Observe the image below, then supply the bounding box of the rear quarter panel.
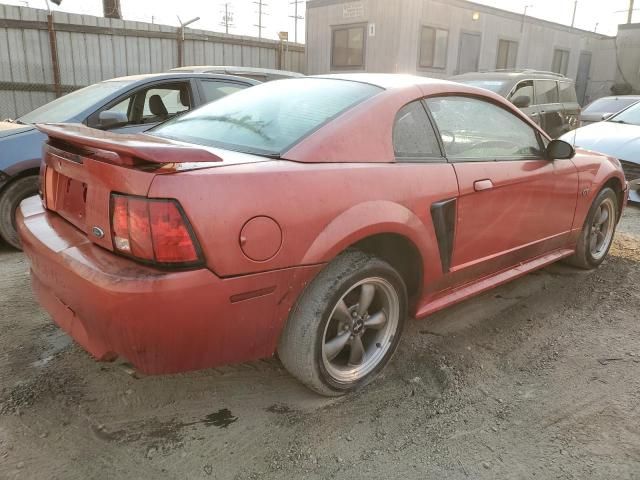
[148,161,459,287]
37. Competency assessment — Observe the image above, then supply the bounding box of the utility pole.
[220,2,233,34]
[102,0,122,19]
[521,4,533,33]
[629,0,636,23]
[571,0,578,28]
[253,0,268,39]
[289,0,304,43]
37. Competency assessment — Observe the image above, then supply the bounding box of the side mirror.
[98,111,128,129]
[547,139,575,160]
[512,95,531,108]
[602,113,614,121]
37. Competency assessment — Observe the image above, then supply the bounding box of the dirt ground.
[1,206,639,480]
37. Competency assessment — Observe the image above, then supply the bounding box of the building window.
[552,49,570,75]
[496,39,518,70]
[419,26,448,69]
[331,25,366,70]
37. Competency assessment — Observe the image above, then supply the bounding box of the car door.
[509,80,541,127]
[534,80,564,138]
[86,80,195,134]
[425,95,578,283]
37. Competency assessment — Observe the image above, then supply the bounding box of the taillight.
[110,194,202,268]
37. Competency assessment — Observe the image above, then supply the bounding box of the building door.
[457,32,481,74]
[576,51,592,105]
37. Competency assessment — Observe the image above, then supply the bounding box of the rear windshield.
[584,97,639,115]
[19,81,132,124]
[152,78,382,155]
[455,80,508,94]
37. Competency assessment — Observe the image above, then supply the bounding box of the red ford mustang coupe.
[18,75,628,396]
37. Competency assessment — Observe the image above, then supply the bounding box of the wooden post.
[47,13,62,98]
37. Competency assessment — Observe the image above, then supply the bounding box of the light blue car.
[0,71,258,249]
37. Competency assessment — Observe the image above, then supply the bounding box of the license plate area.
[44,167,88,232]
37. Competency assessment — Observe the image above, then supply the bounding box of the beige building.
[305,0,638,104]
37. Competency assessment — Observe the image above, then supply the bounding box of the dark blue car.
[0,72,259,249]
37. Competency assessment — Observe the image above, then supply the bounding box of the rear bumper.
[18,196,322,374]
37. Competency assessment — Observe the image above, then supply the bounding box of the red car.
[18,75,628,396]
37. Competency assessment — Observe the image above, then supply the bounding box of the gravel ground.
[1,206,639,480]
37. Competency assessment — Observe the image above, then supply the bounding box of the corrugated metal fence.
[0,4,305,120]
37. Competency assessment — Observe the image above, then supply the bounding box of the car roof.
[313,73,460,90]
[589,95,640,102]
[103,72,261,85]
[450,70,572,82]
[170,66,303,80]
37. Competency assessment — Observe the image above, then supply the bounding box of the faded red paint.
[18,75,629,375]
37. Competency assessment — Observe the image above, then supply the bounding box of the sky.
[0,0,635,40]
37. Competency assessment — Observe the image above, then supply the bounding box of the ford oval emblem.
[92,226,105,239]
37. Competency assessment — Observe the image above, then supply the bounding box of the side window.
[199,81,248,103]
[425,96,544,160]
[535,80,559,104]
[509,81,534,104]
[393,101,442,159]
[559,82,578,103]
[141,84,191,123]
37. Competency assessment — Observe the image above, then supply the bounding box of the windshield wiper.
[609,119,627,124]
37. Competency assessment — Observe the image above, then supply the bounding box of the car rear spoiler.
[36,123,223,165]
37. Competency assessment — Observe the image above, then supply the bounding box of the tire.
[566,187,618,270]
[0,175,39,250]
[278,250,408,396]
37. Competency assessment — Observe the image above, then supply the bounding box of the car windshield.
[455,80,507,94]
[609,102,640,126]
[583,97,639,115]
[151,78,382,155]
[18,81,132,124]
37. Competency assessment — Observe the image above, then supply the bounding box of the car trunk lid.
[37,124,234,253]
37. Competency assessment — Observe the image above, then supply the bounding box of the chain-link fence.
[0,3,305,120]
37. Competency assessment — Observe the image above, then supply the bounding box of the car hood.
[0,121,34,138]
[561,121,640,162]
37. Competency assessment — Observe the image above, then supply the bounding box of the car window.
[18,80,133,124]
[559,82,578,103]
[535,80,559,104]
[199,80,248,103]
[583,97,639,115]
[152,78,382,156]
[425,96,544,160]
[393,101,442,159]
[141,86,190,123]
[509,81,534,104]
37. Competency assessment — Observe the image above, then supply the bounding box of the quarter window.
[425,96,543,160]
[419,26,448,69]
[332,25,366,69]
[535,80,559,104]
[496,40,518,70]
[552,49,570,75]
[393,101,442,159]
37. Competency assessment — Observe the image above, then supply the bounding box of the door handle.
[474,179,494,192]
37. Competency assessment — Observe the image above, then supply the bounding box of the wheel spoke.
[364,310,387,330]
[348,336,365,366]
[590,232,598,253]
[324,331,351,361]
[333,299,351,323]
[357,284,376,316]
[597,208,609,226]
[596,229,605,241]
